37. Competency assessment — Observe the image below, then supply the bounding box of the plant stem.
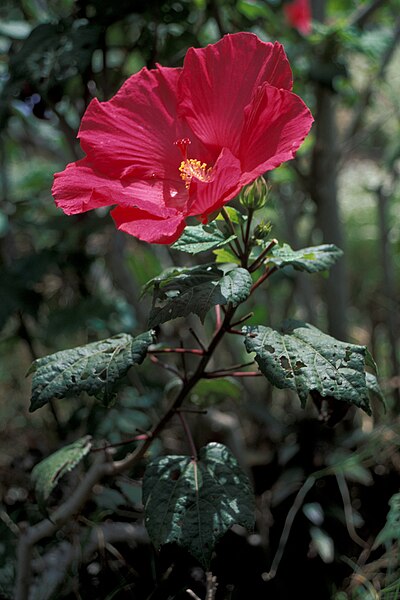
[178,411,198,460]
[16,216,275,597]
[149,347,204,355]
[230,312,253,327]
[204,371,262,378]
[248,239,278,273]
[221,207,243,258]
[250,266,277,294]
[112,304,237,474]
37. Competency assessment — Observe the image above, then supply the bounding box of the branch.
[343,16,400,152]
[349,0,387,29]
[149,347,204,355]
[15,453,111,600]
[250,266,277,294]
[204,371,262,379]
[249,239,278,273]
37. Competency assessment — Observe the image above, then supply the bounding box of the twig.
[149,347,204,355]
[226,328,248,336]
[336,471,369,549]
[221,207,243,258]
[248,239,278,273]
[264,476,316,580]
[206,572,218,600]
[15,453,111,599]
[178,411,198,460]
[180,340,188,383]
[349,0,387,28]
[215,305,222,330]
[15,299,240,599]
[149,354,183,379]
[230,312,253,327]
[205,360,255,376]
[186,591,201,600]
[91,434,150,453]
[175,407,208,414]
[189,328,207,352]
[250,266,277,294]
[204,371,262,379]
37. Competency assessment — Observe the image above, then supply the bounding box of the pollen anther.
[179,159,212,189]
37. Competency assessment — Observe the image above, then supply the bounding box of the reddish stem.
[178,409,198,460]
[149,347,204,355]
[204,371,262,379]
[249,239,278,273]
[215,305,222,330]
[250,266,277,294]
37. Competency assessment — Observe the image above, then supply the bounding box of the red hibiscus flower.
[52,32,313,244]
[284,0,312,36]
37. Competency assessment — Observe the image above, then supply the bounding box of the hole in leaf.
[294,360,306,373]
[280,356,291,372]
[170,469,181,481]
[265,345,275,353]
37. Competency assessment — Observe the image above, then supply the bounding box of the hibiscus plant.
[16,32,378,599]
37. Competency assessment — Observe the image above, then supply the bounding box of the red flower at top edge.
[284,0,312,36]
[52,32,313,244]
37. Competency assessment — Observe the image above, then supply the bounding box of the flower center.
[174,138,212,189]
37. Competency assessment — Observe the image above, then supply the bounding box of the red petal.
[52,159,185,218]
[239,84,313,181]
[187,148,242,218]
[78,66,182,179]
[52,159,124,215]
[111,206,186,244]
[179,33,293,154]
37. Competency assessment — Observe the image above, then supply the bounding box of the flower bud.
[253,220,272,240]
[239,176,269,211]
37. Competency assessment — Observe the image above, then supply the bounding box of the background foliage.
[0,0,400,598]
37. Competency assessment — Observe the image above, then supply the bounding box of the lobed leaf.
[143,443,255,567]
[267,243,343,273]
[32,436,92,514]
[28,331,155,411]
[171,222,236,254]
[147,264,252,327]
[243,320,371,413]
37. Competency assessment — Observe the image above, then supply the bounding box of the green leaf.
[213,246,241,265]
[267,243,343,273]
[32,436,92,514]
[243,320,371,413]
[215,206,243,224]
[366,372,386,408]
[171,222,236,254]
[28,331,155,411]
[190,378,242,407]
[374,492,400,548]
[147,264,252,327]
[143,443,255,567]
